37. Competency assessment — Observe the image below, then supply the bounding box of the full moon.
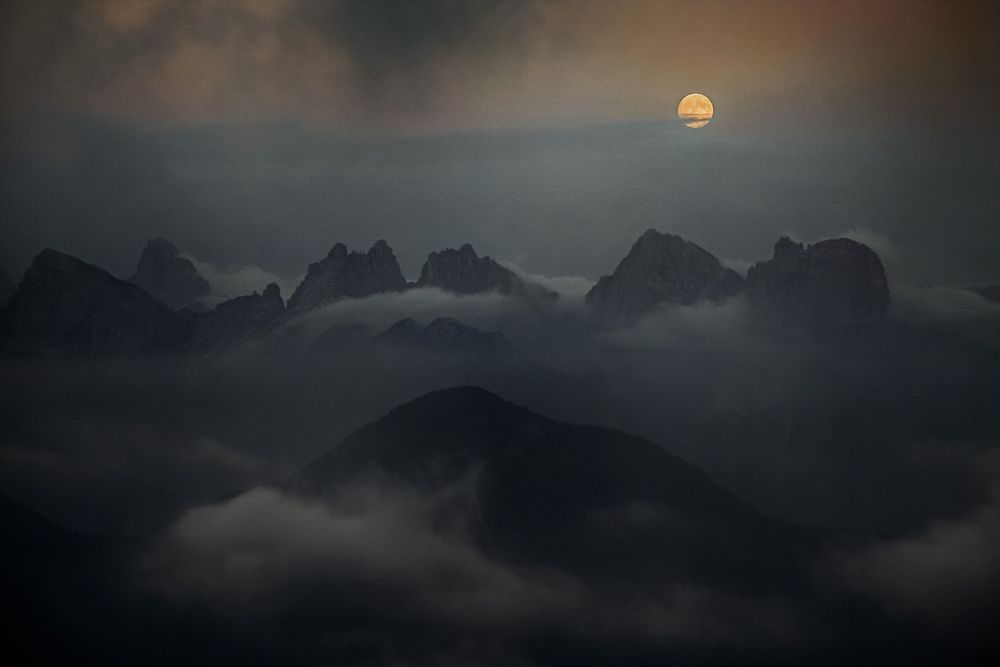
[677,93,714,129]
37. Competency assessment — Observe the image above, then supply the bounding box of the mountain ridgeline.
[0,230,891,356]
[585,229,745,325]
[746,237,890,333]
[416,243,558,300]
[129,238,210,311]
[286,240,407,315]
[292,386,816,584]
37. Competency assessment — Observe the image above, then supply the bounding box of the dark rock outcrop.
[286,240,406,315]
[968,285,1000,305]
[0,269,15,308]
[585,229,744,325]
[375,317,512,353]
[189,283,285,355]
[129,238,210,310]
[746,237,890,333]
[2,249,191,356]
[416,244,556,299]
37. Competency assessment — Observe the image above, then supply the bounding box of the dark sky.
[2,0,998,288]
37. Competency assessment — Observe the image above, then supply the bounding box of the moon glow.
[677,93,714,128]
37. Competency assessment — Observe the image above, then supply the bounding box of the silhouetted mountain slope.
[294,387,814,587]
[0,492,125,665]
[286,240,406,315]
[374,317,512,353]
[1,249,192,356]
[0,269,14,308]
[0,491,233,667]
[586,229,744,325]
[416,243,557,299]
[129,238,210,310]
[747,237,889,333]
[189,283,285,354]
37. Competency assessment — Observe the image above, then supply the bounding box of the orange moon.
[677,93,714,128]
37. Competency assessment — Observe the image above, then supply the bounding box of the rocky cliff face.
[286,240,406,315]
[585,229,744,325]
[189,283,285,355]
[746,237,890,332]
[3,249,191,356]
[129,238,210,310]
[0,270,15,308]
[416,244,556,299]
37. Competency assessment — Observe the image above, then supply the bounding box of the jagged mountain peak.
[129,238,210,310]
[747,236,890,333]
[286,240,407,315]
[4,248,192,355]
[585,229,744,325]
[417,243,556,300]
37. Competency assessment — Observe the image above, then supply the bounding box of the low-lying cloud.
[184,253,299,308]
[834,453,1000,639]
[144,481,810,658]
[282,286,563,347]
[891,285,1000,348]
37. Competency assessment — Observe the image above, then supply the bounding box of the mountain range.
[0,230,891,357]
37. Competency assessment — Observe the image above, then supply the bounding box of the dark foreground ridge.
[1,386,995,665]
[295,386,815,583]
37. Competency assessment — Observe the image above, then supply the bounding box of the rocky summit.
[189,283,285,355]
[286,240,406,315]
[585,229,744,325]
[416,244,556,299]
[2,249,191,356]
[747,237,890,332]
[129,238,210,310]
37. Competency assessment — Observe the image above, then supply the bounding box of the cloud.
[144,482,575,623]
[599,297,760,353]
[280,287,553,345]
[183,252,299,307]
[499,260,595,303]
[5,0,996,132]
[834,453,1000,637]
[143,481,809,658]
[838,226,900,265]
[890,285,1000,348]
[721,258,752,276]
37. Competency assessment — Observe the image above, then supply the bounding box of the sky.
[4,5,1000,661]
[2,0,999,289]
